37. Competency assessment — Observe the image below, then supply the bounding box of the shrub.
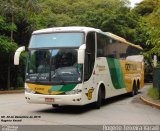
[148,87,160,100]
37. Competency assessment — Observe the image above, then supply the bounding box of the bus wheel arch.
[96,82,106,100]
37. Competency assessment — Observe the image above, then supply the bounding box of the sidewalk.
[0,90,24,94]
[140,96,160,109]
[140,85,160,109]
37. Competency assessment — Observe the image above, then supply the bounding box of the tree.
[0,0,40,89]
[133,0,160,60]
[0,15,18,89]
[2,0,154,89]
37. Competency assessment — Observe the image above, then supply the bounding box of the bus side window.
[97,33,106,57]
[105,38,117,58]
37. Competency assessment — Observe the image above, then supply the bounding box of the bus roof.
[32,26,142,50]
[106,32,143,50]
[33,26,102,34]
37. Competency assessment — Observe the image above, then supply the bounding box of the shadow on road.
[33,92,140,115]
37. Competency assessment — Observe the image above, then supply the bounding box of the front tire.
[52,104,59,108]
[93,88,102,109]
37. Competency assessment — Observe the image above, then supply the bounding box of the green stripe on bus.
[51,84,77,92]
[107,58,125,89]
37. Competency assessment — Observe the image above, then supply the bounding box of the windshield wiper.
[52,70,65,85]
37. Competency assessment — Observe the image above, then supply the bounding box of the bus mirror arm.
[78,44,86,64]
[14,46,25,65]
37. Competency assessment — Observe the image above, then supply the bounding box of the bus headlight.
[25,83,36,94]
[25,88,36,94]
[65,89,82,95]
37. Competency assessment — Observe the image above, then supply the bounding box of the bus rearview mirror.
[78,44,86,64]
[14,46,25,65]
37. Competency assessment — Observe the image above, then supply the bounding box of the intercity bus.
[14,27,144,109]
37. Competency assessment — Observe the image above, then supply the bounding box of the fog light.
[25,83,35,94]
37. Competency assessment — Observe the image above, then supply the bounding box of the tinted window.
[97,33,106,57]
[97,33,141,59]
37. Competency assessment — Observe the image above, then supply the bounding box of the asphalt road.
[0,85,160,125]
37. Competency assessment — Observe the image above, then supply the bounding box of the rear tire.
[93,88,102,109]
[136,82,140,94]
[135,85,138,95]
[130,82,137,97]
[52,104,59,108]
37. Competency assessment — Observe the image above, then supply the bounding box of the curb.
[140,96,160,109]
[0,90,24,94]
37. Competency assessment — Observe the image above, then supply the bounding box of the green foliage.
[134,0,158,15]
[132,0,160,83]
[0,36,17,54]
[0,0,159,89]
[132,0,160,66]
[0,16,18,55]
[148,87,160,100]
[0,17,16,31]
[145,10,160,57]
[33,0,137,42]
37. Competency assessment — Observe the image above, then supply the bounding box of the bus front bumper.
[25,92,84,106]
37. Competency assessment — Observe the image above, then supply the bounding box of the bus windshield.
[26,49,82,84]
[29,32,84,48]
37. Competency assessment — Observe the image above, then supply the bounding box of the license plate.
[45,98,54,102]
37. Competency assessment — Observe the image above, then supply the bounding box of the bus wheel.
[135,85,138,95]
[136,81,140,94]
[93,88,102,109]
[130,82,137,97]
[52,104,59,108]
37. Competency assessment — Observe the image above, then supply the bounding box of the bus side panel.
[119,60,144,93]
[95,57,127,98]
[140,62,145,89]
[94,57,144,99]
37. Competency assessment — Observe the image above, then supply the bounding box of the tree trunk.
[11,6,14,43]
[7,65,10,90]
